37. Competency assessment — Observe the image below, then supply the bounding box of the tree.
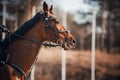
[91,0,120,53]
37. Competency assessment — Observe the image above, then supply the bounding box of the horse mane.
[1,12,42,49]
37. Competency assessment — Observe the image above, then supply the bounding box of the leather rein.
[0,12,70,80]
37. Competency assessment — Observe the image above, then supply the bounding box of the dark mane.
[1,12,42,48]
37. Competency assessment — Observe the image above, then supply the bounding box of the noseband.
[42,12,70,46]
[0,12,70,80]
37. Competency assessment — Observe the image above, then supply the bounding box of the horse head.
[41,2,76,50]
[0,2,76,80]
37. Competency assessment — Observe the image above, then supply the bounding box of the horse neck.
[7,21,45,73]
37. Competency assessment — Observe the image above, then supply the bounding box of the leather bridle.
[0,12,71,80]
[42,12,70,46]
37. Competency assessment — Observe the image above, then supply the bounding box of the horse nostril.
[71,39,76,48]
[72,39,76,44]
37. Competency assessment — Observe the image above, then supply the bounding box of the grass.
[34,47,120,80]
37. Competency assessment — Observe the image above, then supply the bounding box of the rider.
[0,24,9,63]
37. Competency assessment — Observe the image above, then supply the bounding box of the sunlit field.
[35,47,120,80]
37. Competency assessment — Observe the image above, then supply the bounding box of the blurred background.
[0,0,120,80]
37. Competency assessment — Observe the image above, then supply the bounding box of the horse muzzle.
[57,38,76,50]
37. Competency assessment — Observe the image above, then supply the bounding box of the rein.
[0,32,37,80]
[11,33,42,45]
[0,12,70,80]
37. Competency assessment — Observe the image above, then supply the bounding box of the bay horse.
[0,2,76,80]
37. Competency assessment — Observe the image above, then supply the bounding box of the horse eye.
[55,21,59,24]
[54,19,59,24]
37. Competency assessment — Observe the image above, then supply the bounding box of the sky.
[58,0,85,11]
[42,0,93,12]
[42,0,100,24]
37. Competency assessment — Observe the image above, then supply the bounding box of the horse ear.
[43,1,48,12]
[49,5,53,13]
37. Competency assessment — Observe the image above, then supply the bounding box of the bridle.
[0,12,71,80]
[42,12,70,46]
